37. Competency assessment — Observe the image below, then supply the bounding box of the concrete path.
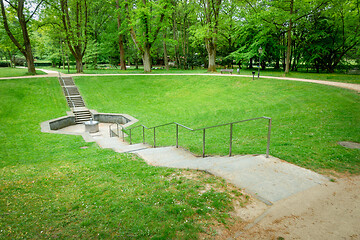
[52,122,329,205]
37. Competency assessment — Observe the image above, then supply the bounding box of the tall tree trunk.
[203,0,221,72]
[172,11,180,69]
[7,50,13,68]
[0,0,36,74]
[207,42,216,72]
[116,0,126,70]
[60,0,88,74]
[75,56,83,73]
[285,0,293,74]
[163,33,169,71]
[118,35,126,70]
[23,37,36,74]
[143,45,151,72]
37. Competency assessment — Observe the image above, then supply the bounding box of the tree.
[0,0,43,74]
[116,0,126,70]
[0,12,19,67]
[191,0,222,72]
[125,0,171,72]
[301,0,360,72]
[59,0,88,73]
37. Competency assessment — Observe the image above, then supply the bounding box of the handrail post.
[129,129,132,145]
[122,128,125,142]
[229,123,233,157]
[109,125,111,137]
[142,126,145,144]
[202,129,206,158]
[117,123,119,137]
[176,124,179,148]
[266,118,272,158]
[153,128,156,148]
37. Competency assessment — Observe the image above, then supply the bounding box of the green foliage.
[83,40,100,68]
[1,0,359,72]
[298,0,360,72]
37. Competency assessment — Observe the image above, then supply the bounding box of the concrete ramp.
[47,123,329,205]
[138,147,328,204]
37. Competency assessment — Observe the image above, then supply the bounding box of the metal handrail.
[115,116,272,158]
[58,72,75,109]
[109,120,124,138]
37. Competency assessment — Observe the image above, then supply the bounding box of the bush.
[0,61,10,67]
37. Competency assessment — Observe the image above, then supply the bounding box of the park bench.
[220,69,234,74]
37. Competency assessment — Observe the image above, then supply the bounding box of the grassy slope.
[0,77,245,239]
[75,75,360,173]
[0,67,46,77]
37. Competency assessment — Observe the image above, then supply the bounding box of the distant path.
[67,73,360,92]
[1,69,359,92]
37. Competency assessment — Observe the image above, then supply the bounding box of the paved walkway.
[51,122,329,205]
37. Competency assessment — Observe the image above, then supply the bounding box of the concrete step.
[75,114,92,119]
[66,96,85,108]
[74,110,91,114]
[68,102,85,108]
[74,108,92,123]
[72,107,89,112]
[59,77,75,86]
[63,87,80,96]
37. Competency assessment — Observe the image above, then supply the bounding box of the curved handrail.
[114,116,272,158]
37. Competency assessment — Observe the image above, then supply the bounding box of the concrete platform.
[46,123,329,205]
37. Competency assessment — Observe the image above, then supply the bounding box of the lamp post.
[258,46,262,78]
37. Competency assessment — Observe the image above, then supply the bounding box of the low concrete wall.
[93,114,128,124]
[49,115,76,130]
[90,110,138,128]
[42,110,138,133]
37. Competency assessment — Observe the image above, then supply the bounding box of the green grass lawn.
[0,67,46,77]
[0,77,247,239]
[44,65,360,84]
[75,75,360,174]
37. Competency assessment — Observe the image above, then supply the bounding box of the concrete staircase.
[66,96,86,108]
[58,75,92,123]
[73,107,93,124]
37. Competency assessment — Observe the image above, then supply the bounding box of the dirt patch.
[338,141,360,149]
[236,175,360,239]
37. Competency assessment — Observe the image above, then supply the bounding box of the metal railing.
[110,116,272,158]
[58,73,75,109]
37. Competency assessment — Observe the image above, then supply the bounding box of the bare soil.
[233,175,360,239]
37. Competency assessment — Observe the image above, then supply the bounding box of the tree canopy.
[1,0,359,73]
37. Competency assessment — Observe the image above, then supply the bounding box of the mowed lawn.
[75,75,360,173]
[0,77,248,239]
[44,66,360,84]
[0,67,46,77]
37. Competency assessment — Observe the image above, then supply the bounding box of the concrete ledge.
[41,110,138,134]
[90,110,138,128]
[49,115,76,130]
